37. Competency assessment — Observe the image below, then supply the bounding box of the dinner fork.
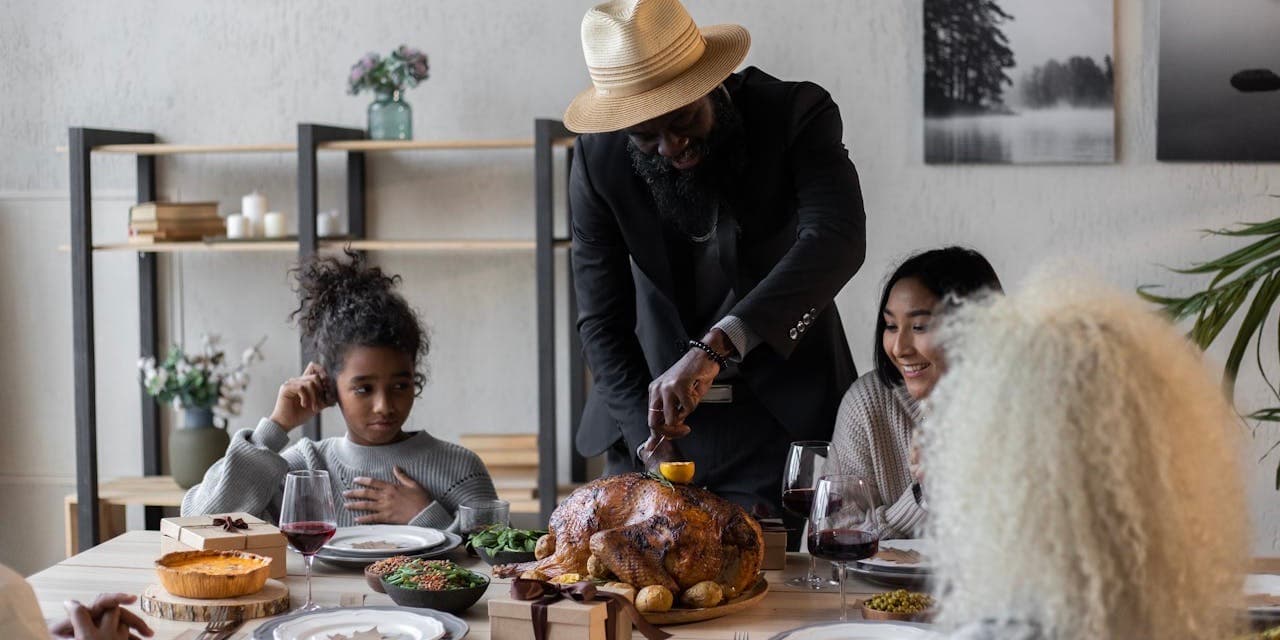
[196,608,240,640]
[733,632,750,640]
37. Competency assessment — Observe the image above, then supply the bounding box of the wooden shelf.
[55,137,576,155]
[55,143,296,155]
[340,239,536,251]
[318,139,534,152]
[59,238,571,253]
[60,241,298,253]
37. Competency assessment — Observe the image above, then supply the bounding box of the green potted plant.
[348,45,430,140]
[1139,196,1280,483]
[138,334,264,488]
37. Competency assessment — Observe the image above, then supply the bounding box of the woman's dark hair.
[874,246,1002,388]
[290,249,428,393]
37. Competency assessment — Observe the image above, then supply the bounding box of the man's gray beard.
[628,91,744,239]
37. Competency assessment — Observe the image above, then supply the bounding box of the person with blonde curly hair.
[923,272,1249,639]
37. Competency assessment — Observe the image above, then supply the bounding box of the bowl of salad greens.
[468,524,547,565]
[379,559,490,613]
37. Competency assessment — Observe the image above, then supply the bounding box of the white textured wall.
[2,0,1279,575]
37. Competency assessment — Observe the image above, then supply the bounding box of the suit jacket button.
[803,318,812,326]
[799,325,807,333]
[789,328,799,340]
[803,313,812,322]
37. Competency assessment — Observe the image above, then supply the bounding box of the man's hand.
[343,466,433,524]
[269,362,335,430]
[50,594,154,640]
[647,329,734,437]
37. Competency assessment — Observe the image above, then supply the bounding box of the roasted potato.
[534,534,555,560]
[680,581,723,608]
[587,555,613,579]
[520,569,548,581]
[636,585,674,613]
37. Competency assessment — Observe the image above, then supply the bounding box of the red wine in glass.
[781,488,815,518]
[282,521,337,555]
[810,474,881,621]
[280,469,337,612]
[781,441,833,590]
[808,528,878,563]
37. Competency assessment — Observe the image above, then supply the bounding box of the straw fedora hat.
[563,0,750,134]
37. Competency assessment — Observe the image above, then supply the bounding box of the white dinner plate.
[856,538,932,573]
[770,620,940,639]
[272,608,445,640]
[323,525,446,556]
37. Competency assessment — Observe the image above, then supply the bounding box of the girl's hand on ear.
[269,362,335,430]
[343,466,434,524]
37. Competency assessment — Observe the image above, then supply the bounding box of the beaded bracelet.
[688,339,731,369]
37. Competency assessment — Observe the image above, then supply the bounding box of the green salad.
[382,559,487,591]
[468,524,547,554]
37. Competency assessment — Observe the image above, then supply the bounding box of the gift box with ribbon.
[760,522,789,571]
[489,579,671,640]
[159,513,287,578]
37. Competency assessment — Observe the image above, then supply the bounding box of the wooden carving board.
[139,579,290,622]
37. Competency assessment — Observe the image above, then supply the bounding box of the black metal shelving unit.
[67,120,584,551]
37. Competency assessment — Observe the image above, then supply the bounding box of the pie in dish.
[155,550,271,599]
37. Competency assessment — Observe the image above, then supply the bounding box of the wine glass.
[280,469,337,612]
[781,440,835,590]
[809,474,880,621]
[458,499,510,555]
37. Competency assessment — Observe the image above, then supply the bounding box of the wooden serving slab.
[139,579,290,622]
[642,577,769,626]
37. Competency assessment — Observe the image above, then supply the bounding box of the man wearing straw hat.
[568,0,865,516]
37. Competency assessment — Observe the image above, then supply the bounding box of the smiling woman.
[828,247,1002,539]
[179,251,498,530]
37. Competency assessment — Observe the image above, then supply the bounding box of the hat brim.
[563,24,750,134]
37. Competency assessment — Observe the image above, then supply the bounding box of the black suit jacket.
[570,67,866,457]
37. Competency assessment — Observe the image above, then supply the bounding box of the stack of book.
[128,202,223,243]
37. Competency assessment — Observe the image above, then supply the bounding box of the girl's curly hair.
[289,250,428,393]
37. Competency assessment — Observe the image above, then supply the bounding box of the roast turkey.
[497,473,764,595]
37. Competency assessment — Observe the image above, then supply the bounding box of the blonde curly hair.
[923,271,1249,639]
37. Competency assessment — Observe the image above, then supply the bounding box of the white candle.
[225,214,248,239]
[263,211,286,238]
[241,190,267,237]
[317,210,340,238]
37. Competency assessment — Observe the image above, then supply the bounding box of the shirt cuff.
[884,484,929,537]
[714,315,762,362]
[408,501,453,530]
[251,418,291,452]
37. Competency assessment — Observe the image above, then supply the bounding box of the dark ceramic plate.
[380,573,490,614]
[475,546,537,566]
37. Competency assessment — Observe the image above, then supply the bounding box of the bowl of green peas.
[379,558,490,613]
[860,589,934,622]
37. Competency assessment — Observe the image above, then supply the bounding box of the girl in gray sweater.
[182,251,497,529]
[829,247,1001,539]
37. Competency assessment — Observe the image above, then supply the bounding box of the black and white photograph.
[924,0,1115,164]
[1158,0,1280,162]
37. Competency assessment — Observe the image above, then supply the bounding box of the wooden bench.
[64,476,186,556]
[461,434,579,513]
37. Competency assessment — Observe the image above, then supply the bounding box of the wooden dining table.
[25,530,905,639]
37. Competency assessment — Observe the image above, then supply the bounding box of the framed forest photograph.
[1158,0,1280,162]
[924,0,1116,164]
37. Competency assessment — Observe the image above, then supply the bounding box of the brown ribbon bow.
[211,515,248,533]
[509,579,671,640]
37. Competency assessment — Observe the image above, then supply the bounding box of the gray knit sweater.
[181,418,498,530]
[828,372,927,539]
